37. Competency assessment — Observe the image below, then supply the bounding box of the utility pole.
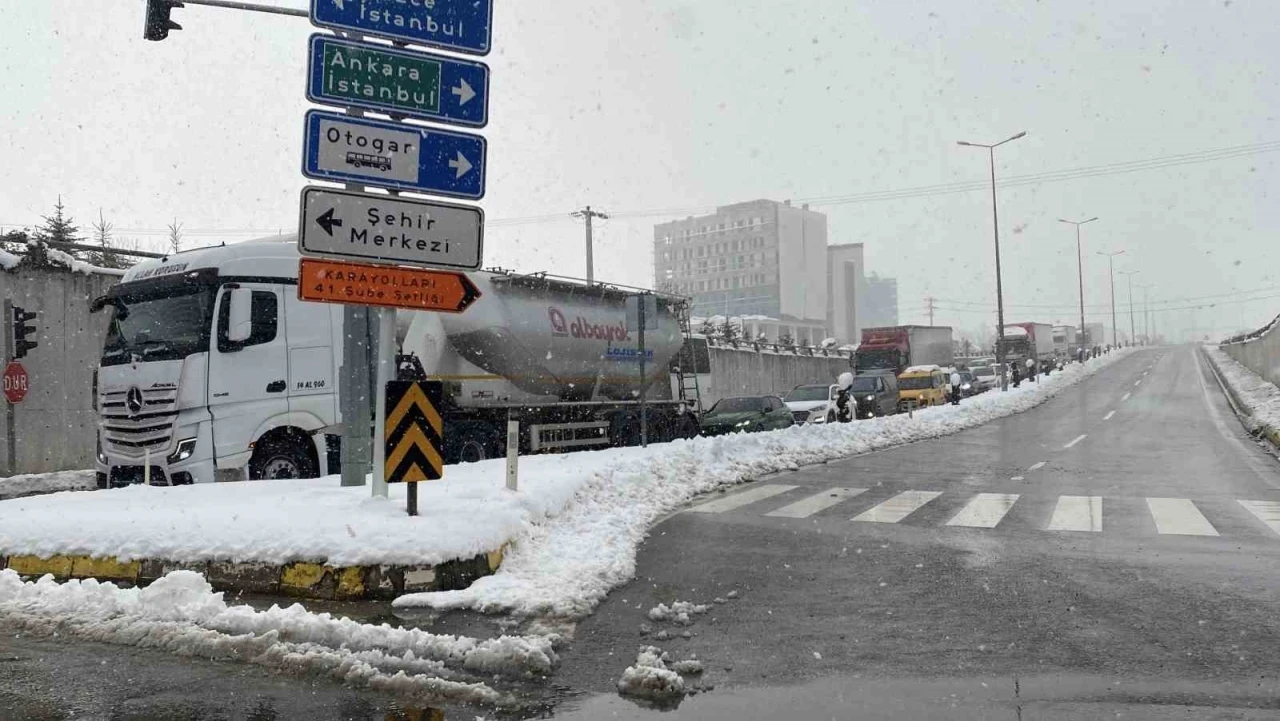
[1097,250,1125,346]
[925,296,936,326]
[571,206,609,284]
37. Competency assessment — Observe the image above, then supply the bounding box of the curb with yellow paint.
[0,544,509,601]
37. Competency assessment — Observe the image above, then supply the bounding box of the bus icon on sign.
[345,151,392,172]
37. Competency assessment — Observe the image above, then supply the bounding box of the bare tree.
[167,219,183,255]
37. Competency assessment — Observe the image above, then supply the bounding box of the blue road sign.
[306,34,489,128]
[309,0,492,56]
[302,110,486,200]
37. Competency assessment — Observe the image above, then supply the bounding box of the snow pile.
[0,569,555,706]
[1205,346,1280,436]
[0,248,19,270]
[394,349,1135,617]
[42,243,127,276]
[616,646,685,701]
[647,600,708,626]
[0,469,96,500]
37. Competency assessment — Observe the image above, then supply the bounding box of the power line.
[932,292,1280,316]
[933,284,1280,311]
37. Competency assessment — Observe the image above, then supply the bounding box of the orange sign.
[298,258,481,313]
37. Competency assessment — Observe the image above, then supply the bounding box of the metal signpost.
[625,294,658,447]
[300,0,490,513]
[309,0,493,55]
[303,110,486,199]
[307,34,489,128]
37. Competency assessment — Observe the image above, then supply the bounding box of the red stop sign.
[4,362,28,404]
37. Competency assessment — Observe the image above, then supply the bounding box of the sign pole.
[505,407,519,491]
[407,481,418,516]
[372,307,395,498]
[639,295,647,448]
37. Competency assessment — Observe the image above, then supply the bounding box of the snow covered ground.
[0,568,554,707]
[393,349,1134,617]
[0,351,1133,619]
[1205,346,1280,437]
[0,469,96,501]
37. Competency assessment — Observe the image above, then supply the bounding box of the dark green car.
[700,395,796,436]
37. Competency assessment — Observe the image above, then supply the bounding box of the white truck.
[91,237,700,487]
[1000,322,1057,372]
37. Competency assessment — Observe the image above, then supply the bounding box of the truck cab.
[93,238,341,487]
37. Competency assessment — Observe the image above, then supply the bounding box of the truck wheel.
[249,436,318,480]
[448,424,499,463]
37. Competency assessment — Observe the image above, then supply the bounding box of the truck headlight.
[864,395,875,402]
[96,438,108,465]
[167,438,197,465]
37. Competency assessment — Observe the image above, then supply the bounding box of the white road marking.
[1063,434,1088,449]
[1028,461,1047,471]
[946,493,1020,528]
[1010,476,1025,481]
[1143,371,1149,376]
[1238,500,1280,535]
[688,484,798,513]
[1122,392,1132,401]
[853,490,941,524]
[1104,410,1116,420]
[1147,498,1219,536]
[766,487,865,518]
[1047,495,1103,532]
[1134,380,1142,387]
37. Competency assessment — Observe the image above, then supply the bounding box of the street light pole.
[1097,250,1125,347]
[1059,217,1097,349]
[959,131,1027,391]
[1119,270,1139,346]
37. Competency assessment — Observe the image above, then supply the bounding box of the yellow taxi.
[896,365,948,411]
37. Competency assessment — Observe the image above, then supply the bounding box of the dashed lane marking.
[946,493,1020,528]
[1104,410,1116,421]
[1029,461,1047,471]
[853,490,941,524]
[1047,495,1103,532]
[1135,380,1142,387]
[1063,434,1088,449]
[1010,476,1025,481]
[1122,392,1132,401]
[1238,500,1280,535]
[765,487,865,518]
[1147,497,1219,536]
[689,484,798,513]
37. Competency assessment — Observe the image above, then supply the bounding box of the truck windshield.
[785,386,830,402]
[100,286,215,367]
[855,348,901,372]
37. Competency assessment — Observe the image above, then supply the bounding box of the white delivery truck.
[92,237,700,488]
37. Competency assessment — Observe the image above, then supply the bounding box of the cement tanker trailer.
[399,270,702,462]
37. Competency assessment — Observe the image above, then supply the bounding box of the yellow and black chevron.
[384,380,445,483]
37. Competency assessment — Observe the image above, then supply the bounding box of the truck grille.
[99,388,179,456]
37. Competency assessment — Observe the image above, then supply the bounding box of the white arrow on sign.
[451,79,476,106]
[448,151,473,179]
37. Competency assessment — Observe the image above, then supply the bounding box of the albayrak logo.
[548,306,630,342]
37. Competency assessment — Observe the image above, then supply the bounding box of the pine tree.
[89,210,132,270]
[35,196,83,249]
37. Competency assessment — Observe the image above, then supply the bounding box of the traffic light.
[12,306,37,359]
[143,0,184,41]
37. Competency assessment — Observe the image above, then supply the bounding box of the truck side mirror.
[226,288,254,343]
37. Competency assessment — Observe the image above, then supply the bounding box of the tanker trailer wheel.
[448,423,500,464]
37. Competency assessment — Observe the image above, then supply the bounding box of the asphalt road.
[6,346,1280,719]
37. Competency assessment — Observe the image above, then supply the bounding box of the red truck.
[854,326,955,375]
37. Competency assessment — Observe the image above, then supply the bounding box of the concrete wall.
[1221,318,1280,388]
[701,345,853,407]
[1,264,120,475]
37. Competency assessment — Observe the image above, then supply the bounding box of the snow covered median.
[0,568,554,706]
[392,349,1135,617]
[0,469,95,501]
[1205,346,1280,440]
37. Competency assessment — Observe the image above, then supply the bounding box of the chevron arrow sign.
[384,380,445,484]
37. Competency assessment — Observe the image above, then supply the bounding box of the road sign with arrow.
[306,34,489,128]
[298,257,482,313]
[298,186,483,270]
[303,110,486,200]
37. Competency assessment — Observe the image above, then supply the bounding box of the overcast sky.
[2,0,1277,342]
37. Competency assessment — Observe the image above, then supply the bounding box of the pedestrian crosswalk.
[685,483,1280,541]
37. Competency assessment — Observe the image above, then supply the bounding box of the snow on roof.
[1002,326,1029,337]
[43,244,127,276]
[902,364,942,374]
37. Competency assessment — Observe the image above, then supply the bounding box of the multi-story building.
[861,272,899,329]
[826,243,864,344]
[654,199,829,345]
